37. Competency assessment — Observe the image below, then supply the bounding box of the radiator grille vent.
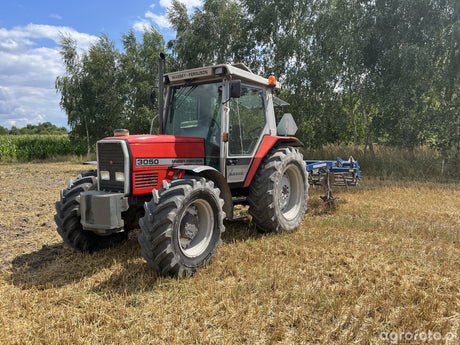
[135,172,159,189]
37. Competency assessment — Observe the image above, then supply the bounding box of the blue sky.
[0,0,202,129]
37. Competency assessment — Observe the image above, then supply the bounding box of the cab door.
[225,83,267,185]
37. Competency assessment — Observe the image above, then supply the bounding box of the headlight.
[115,172,125,182]
[100,171,110,180]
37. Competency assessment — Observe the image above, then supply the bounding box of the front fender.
[172,165,233,219]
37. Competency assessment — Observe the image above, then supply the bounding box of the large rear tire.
[138,176,225,277]
[54,171,128,252]
[248,147,308,232]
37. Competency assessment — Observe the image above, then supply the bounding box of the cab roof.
[164,63,281,90]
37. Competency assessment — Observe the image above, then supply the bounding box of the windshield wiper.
[174,84,198,111]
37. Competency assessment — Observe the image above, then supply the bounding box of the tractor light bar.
[214,67,226,75]
[115,172,125,182]
[100,171,110,180]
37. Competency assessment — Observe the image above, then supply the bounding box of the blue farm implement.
[306,157,361,203]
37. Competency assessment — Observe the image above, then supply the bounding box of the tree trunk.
[359,91,374,156]
[349,88,358,146]
[85,118,90,157]
[352,113,358,146]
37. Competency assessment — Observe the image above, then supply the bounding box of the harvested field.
[0,162,459,344]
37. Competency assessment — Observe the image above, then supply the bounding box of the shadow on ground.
[7,195,336,293]
[7,233,152,290]
[11,242,66,271]
[6,218,262,293]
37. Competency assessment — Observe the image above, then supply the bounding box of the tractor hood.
[120,135,205,167]
[121,134,203,146]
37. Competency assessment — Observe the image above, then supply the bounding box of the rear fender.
[243,136,303,188]
[172,165,233,219]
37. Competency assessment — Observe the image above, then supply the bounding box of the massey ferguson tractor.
[55,62,360,277]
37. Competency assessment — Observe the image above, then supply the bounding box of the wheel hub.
[279,174,291,211]
[178,199,214,258]
[179,206,199,249]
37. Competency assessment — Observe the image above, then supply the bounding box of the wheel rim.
[178,199,214,258]
[278,164,304,220]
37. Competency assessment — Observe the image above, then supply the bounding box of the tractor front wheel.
[138,176,225,277]
[54,171,128,252]
[248,147,308,232]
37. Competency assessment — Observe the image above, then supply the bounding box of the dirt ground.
[0,162,459,344]
[0,163,86,270]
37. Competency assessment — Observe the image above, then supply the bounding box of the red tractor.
[55,63,309,276]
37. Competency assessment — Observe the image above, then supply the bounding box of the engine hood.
[116,134,206,167]
[118,134,204,145]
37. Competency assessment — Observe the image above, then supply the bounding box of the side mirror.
[149,88,156,108]
[230,80,241,98]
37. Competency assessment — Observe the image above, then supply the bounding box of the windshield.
[164,82,222,141]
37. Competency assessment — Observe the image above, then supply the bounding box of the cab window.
[228,85,265,156]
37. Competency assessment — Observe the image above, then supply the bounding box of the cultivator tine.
[320,172,338,203]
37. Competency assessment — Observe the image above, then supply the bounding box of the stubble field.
[0,162,459,344]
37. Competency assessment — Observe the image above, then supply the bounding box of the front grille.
[135,172,159,189]
[98,141,126,193]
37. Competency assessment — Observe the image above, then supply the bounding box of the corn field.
[0,135,87,161]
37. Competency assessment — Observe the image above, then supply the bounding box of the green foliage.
[56,35,125,154]
[167,0,252,69]
[167,0,459,154]
[0,135,86,161]
[55,0,459,157]
[5,122,67,135]
[56,30,165,152]
[119,29,165,134]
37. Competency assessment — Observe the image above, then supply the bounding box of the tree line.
[56,0,459,157]
[0,122,68,136]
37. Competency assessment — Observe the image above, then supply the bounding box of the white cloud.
[133,20,153,33]
[145,11,171,30]
[133,0,202,33]
[0,85,62,129]
[0,24,97,51]
[0,24,98,128]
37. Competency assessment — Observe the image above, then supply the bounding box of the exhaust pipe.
[149,53,166,135]
[157,53,165,134]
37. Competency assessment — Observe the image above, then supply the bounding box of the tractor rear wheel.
[248,147,308,232]
[138,176,225,277]
[54,171,128,252]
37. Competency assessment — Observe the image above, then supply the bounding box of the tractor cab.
[161,64,280,185]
